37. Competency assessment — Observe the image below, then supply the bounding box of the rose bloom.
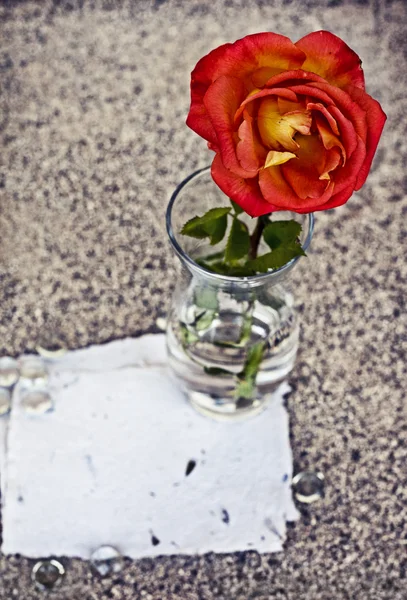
[186,31,386,217]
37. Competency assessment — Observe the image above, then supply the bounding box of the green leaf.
[247,244,305,273]
[198,261,230,275]
[225,218,250,263]
[235,340,266,399]
[196,207,231,223]
[204,366,233,376]
[234,379,256,400]
[195,259,218,272]
[242,341,266,381]
[204,214,228,245]
[197,250,225,263]
[239,310,253,345]
[230,199,244,215]
[194,286,219,311]
[179,217,208,239]
[181,207,231,241]
[226,265,256,277]
[263,220,302,250]
[203,261,256,277]
[179,323,199,346]
[194,309,216,331]
[213,340,239,348]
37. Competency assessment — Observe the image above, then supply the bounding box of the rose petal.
[187,70,227,144]
[204,75,255,178]
[208,141,220,152]
[288,83,367,161]
[263,68,327,88]
[278,97,305,114]
[319,148,342,181]
[316,115,346,163]
[252,66,285,87]
[292,183,355,213]
[281,134,328,199]
[234,87,299,124]
[292,133,326,171]
[345,85,387,189]
[307,102,340,135]
[306,82,367,145]
[187,33,306,142]
[327,105,360,159]
[259,163,335,211]
[236,109,267,172]
[283,162,328,199]
[258,165,298,208]
[331,135,366,195]
[288,83,336,106]
[283,110,312,135]
[295,31,365,90]
[217,33,306,79]
[211,154,278,217]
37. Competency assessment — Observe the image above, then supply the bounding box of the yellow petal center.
[257,98,311,153]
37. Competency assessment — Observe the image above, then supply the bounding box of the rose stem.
[249,216,267,260]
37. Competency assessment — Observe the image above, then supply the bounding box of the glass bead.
[31,560,65,591]
[0,357,19,388]
[19,356,49,387]
[292,471,325,504]
[90,545,124,577]
[21,389,53,415]
[0,387,11,416]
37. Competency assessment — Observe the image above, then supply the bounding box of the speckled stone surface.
[0,0,406,598]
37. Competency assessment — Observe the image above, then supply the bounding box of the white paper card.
[1,335,298,558]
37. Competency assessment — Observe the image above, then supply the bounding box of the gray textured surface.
[0,0,406,598]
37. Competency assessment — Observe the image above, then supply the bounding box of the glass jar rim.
[166,166,314,287]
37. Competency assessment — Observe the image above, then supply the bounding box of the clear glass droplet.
[90,545,124,577]
[0,388,12,416]
[36,346,67,359]
[31,560,65,590]
[292,471,324,504]
[19,356,49,386]
[0,357,19,388]
[21,389,53,415]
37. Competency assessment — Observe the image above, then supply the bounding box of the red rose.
[186,31,386,217]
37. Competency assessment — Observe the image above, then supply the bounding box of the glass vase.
[166,167,314,420]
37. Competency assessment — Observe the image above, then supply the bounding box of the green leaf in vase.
[235,340,266,399]
[204,214,228,245]
[263,220,302,250]
[234,378,255,400]
[225,218,250,263]
[204,366,233,376]
[202,261,256,277]
[194,286,219,311]
[247,244,305,273]
[194,309,216,332]
[197,250,225,263]
[179,323,199,346]
[242,340,266,381]
[239,310,253,345]
[181,207,231,245]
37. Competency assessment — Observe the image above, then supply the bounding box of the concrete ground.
[0,0,406,598]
